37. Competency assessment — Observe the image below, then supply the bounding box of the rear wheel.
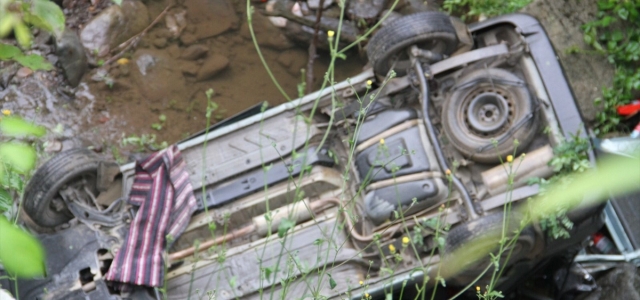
[366,12,459,77]
[23,148,104,229]
[444,212,536,286]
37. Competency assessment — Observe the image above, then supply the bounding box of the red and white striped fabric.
[105,145,196,287]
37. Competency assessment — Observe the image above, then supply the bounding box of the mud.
[1,0,366,161]
[84,0,366,156]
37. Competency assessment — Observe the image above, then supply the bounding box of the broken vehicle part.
[13,12,618,300]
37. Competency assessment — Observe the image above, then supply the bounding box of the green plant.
[0,116,47,298]
[582,0,640,134]
[0,0,65,47]
[442,0,531,19]
[151,114,166,131]
[120,133,167,151]
[529,133,591,239]
[0,43,52,70]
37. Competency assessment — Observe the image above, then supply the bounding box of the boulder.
[196,54,229,81]
[80,0,150,55]
[184,0,238,40]
[56,28,88,87]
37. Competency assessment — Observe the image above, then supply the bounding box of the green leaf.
[0,43,21,60]
[0,143,37,174]
[277,218,295,238]
[0,188,11,213]
[0,216,46,278]
[112,0,123,5]
[0,14,17,37]
[14,21,32,48]
[328,274,336,289]
[264,267,272,280]
[13,54,53,71]
[30,0,66,38]
[0,117,46,137]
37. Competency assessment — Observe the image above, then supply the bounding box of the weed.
[529,133,591,239]
[442,0,531,19]
[582,0,640,134]
[120,133,167,151]
[151,114,167,131]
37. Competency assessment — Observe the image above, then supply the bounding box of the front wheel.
[23,148,105,229]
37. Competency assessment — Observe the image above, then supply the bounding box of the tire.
[441,68,538,163]
[366,12,459,77]
[23,148,103,229]
[444,212,536,286]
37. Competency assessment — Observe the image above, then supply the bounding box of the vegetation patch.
[582,0,640,135]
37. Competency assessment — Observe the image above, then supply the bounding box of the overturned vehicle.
[8,12,607,300]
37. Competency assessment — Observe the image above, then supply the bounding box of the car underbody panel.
[9,13,615,300]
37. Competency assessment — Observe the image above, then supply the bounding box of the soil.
[521,0,615,124]
[82,0,367,159]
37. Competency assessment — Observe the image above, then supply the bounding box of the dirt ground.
[521,0,615,124]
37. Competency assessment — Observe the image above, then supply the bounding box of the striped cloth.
[105,145,196,287]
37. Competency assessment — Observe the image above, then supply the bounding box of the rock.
[153,28,173,39]
[180,33,197,46]
[166,44,181,58]
[240,12,294,50]
[184,0,238,40]
[180,44,209,60]
[308,0,333,9]
[152,38,167,49]
[0,62,18,88]
[196,54,229,81]
[347,0,387,20]
[276,50,307,76]
[16,67,33,78]
[55,28,88,87]
[44,140,63,153]
[131,49,185,102]
[180,61,200,76]
[80,0,150,55]
[164,10,187,38]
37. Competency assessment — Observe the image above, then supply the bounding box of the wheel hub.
[466,92,510,134]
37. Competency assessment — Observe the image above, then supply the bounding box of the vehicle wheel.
[441,68,538,163]
[23,148,104,229]
[443,212,536,286]
[366,11,459,77]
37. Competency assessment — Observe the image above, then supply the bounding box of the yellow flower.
[402,236,410,245]
[445,169,451,176]
[359,280,364,285]
[2,109,11,116]
[521,153,526,158]
[366,80,372,87]
[379,138,385,145]
[364,292,370,299]
[388,244,396,254]
[476,286,481,292]
[117,58,130,65]
[506,155,514,163]
[327,30,335,38]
